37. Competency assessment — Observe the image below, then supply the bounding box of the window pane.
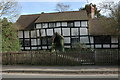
[94,36,111,44]
[49,23,55,27]
[71,37,79,44]
[68,22,73,27]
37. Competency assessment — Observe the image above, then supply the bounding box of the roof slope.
[35,10,88,23]
[89,18,117,35]
[16,14,40,30]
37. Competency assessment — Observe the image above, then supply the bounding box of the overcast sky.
[18,0,119,15]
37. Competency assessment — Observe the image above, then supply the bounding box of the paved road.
[2,73,118,78]
[2,78,119,80]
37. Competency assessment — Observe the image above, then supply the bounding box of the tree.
[79,3,101,18]
[1,18,20,52]
[0,0,21,21]
[55,3,70,12]
[99,1,120,35]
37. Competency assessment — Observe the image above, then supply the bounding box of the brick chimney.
[91,4,95,19]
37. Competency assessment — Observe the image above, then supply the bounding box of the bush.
[1,18,20,52]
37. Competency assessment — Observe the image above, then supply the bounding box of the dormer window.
[67,22,74,27]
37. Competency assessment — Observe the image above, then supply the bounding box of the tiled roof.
[16,10,88,30]
[16,14,40,30]
[89,18,117,35]
[35,10,88,23]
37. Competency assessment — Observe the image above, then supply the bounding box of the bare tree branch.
[0,0,21,21]
[55,3,70,12]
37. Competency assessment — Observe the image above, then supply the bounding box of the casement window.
[47,37,52,45]
[71,37,79,44]
[20,39,30,46]
[67,22,74,27]
[94,36,111,44]
[49,23,55,27]
[41,23,45,28]
[42,37,47,45]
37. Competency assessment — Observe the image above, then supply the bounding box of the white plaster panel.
[25,47,30,49]
[18,31,23,38]
[91,45,94,48]
[42,46,47,49]
[111,37,118,43]
[64,37,70,43]
[37,39,41,45]
[103,44,110,48]
[36,30,40,37]
[62,28,70,36]
[32,47,37,49]
[95,45,102,48]
[64,46,70,48]
[56,22,61,27]
[20,47,24,50]
[42,23,48,28]
[80,28,88,35]
[36,24,41,29]
[81,21,87,27]
[71,28,78,36]
[75,21,80,27]
[62,22,67,26]
[24,31,29,38]
[111,45,118,48]
[48,46,52,49]
[90,37,94,43]
[54,28,61,34]
[38,47,41,49]
[47,29,53,36]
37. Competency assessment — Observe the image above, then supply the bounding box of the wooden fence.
[2,49,119,66]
